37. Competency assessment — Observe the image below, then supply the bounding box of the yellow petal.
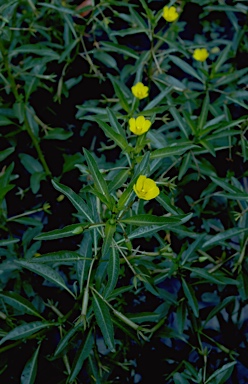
[129,118,136,133]
[135,175,146,192]
[144,185,160,200]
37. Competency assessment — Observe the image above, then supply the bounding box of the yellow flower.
[162,6,179,22]
[133,175,160,200]
[129,116,151,136]
[131,82,149,99]
[193,48,209,62]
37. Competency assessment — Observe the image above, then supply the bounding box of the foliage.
[0,0,248,383]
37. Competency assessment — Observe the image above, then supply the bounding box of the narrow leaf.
[68,329,94,383]
[150,143,198,159]
[0,321,52,346]
[15,260,75,297]
[104,247,120,298]
[51,180,94,223]
[205,361,236,384]
[29,251,88,264]
[121,213,192,226]
[198,92,210,130]
[54,322,83,357]
[34,224,85,241]
[0,292,44,319]
[202,227,248,249]
[182,278,199,317]
[169,55,203,82]
[102,220,116,258]
[83,148,111,202]
[20,343,41,384]
[92,293,115,352]
[95,118,129,151]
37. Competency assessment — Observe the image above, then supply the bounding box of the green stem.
[24,112,52,177]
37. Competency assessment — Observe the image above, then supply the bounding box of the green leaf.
[95,119,129,152]
[92,293,115,352]
[43,128,73,140]
[51,180,94,224]
[0,238,19,247]
[167,98,189,138]
[108,169,130,193]
[107,74,131,112]
[29,251,88,264]
[100,41,139,59]
[15,260,75,298]
[106,107,126,138]
[83,148,111,204]
[211,43,232,74]
[53,322,83,357]
[104,247,120,298]
[102,219,116,258]
[144,86,172,111]
[121,213,192,226]
[203,297,235,327]
[0,147,15,162]
[10,44,60,60]
[0,116,13,126]
[156,192,181,215]
[94,50,117,69]
[205,361,236,384]
[198,92,210,130]
[19,154,43,174]
[150,142,198,159]
[169,55,203,82]
[34,224,85,241]
[181,278,199,317]
[20,343,41,384]
[211,176,248,196]
[0,292,44,319]
[68,329,94,383]
[0,321,52,346]
[202,227,248,249]
[185,267,238,285]
[173,373,190,384]
[123,223,172,241]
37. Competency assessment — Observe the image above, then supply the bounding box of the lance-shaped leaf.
[29,251,89,264]
[202,227,248,249]
[102,219,116,258]
[52,180,94,223]
[54,322,83,357]
[83,148,112,205]
[68,329,94,383]
[104,247,120,298]
[106,107,126,138]
[169,55,203,82]
[108,169,130,193]
[95,118,130,152]
[15,260,75,298]
[182,278,199,318]
[0,321,53,346]
[34,224,85,241]
[92,292,115,352]
[0,292,44,319]
[0,238,19,247]
[20,343,41,384]
[205,361,236,384]
[198,92,210,131]
[120,213,192,226]
[150,142,198,160]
